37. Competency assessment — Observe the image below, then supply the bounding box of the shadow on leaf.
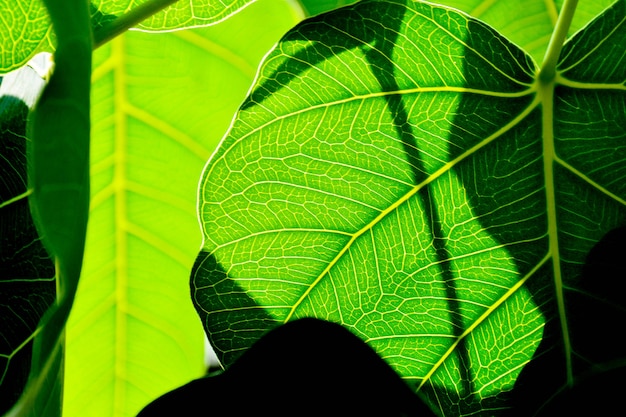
[191,250,279,366]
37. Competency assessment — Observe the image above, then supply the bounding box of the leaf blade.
[63,2,302,416]
[193,2,553,414]
[1,0,298,73]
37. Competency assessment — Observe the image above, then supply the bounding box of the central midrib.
[112,35,130,413]
[539,77,573,386]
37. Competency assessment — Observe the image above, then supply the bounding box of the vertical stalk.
[539,0,579,83]
[539,0,579,387]
[93,0,179,48]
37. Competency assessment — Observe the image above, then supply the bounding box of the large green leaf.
[0,0,260,73]
[192,0,626,415]
[63,1,302,416]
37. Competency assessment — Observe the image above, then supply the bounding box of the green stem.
[539,0,579,388]
[93,0,180,48]
[539,0,579,83]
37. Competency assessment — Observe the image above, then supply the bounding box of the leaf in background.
[432,0,558,63]
[63,1,302,416]
[192,0,626,415]
[425,0,614,64]
[1,0,256,74]
[0,53,55,416]
[298,0,358,16]
[554,0,616,36]
[92,0,251,29]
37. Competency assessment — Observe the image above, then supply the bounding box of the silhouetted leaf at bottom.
[533,364,626,416]
[507,225,626,416]
[573,225,626,364]
[137,318,435,416]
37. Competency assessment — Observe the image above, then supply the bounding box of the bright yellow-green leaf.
[0,0,263,73]
[0,0,54,74]
[429,0,614,64]
[555,0,616,35]
[192,0,626,415]
[63,1,302,416]
[433,0,559,63]
[92,0,252,29]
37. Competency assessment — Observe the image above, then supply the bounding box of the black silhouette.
[137,318,435,417]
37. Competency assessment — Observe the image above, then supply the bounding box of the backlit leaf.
[63,1,302,416]
[192,0,626,415]
[0,0,260,73]
[430,0,614,64]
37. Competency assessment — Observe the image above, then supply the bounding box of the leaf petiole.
[539,0,579,83]
[93,0,179,48]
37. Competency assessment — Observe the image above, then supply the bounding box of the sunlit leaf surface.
[1,0,258,73]
[93,0,251,28]
[0,0,54,74]
[63,1,301,416]
[192,0,626,415]
[430,0,614,64]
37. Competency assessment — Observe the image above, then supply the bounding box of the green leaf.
[0,0,55,74]
[421,0,615,64]
[556,0,616,35]
[92,0,252,29]
[62,1,302,416]
[423,0,559,64]
[298,0,359,16]
[192,0,626,415]
[0,0,261,74]
[0,53,55,416]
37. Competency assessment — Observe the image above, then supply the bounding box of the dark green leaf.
[0,54,55,416]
